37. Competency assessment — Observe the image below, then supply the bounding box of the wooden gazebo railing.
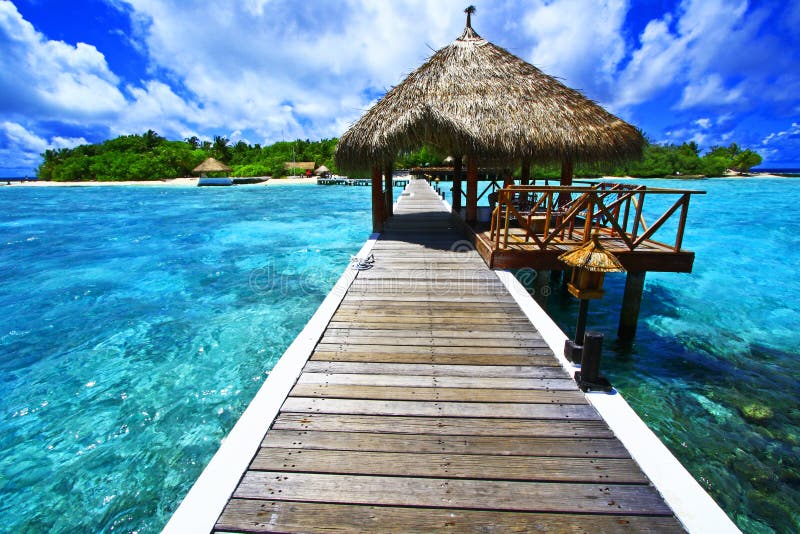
[489,184,705,253]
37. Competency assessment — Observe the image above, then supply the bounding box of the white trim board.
[495,269,741,534]
[163,234,379,534]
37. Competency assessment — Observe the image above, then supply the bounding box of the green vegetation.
[399,140,763,178]
[37,131,338,181]
[38,131,761,181]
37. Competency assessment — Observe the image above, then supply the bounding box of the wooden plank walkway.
[214,179,683,532]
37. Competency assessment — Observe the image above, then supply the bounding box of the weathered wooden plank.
[328,315,530,325]
[319,335,549,349]
[302,361,568,378]
[297,372,578,390]
[309,350,555,366]
[216,499,684,533]
[336,301,523,311]
[233,472,672,515]
[273,413,615,438]
[323,327,544,341]
[261,430,625,457]
[289,383,585,403]
[313,343,555,357]
[280,397,599,419]
[251,448,646,483]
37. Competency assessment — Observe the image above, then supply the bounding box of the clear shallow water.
[0,185,371,532]
[2,179,798,532]
[535,178,800,533]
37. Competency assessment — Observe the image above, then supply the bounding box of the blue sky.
[1,0,798,176]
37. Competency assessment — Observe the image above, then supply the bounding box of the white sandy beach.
[265,176,317,186]
[1,176,324,187]
[2,177,200,186]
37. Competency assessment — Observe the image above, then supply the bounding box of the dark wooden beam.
[372,165,384,232]
[618,271,646,339]
[452,155,463,212]
[384,162,394,218]
[466,155,478,224]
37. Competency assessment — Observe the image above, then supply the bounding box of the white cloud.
[0,0,125,119]
[0,121,87,172]
[116,0,472,142]
[678,75,744,109]
[762,122,800,145]
[521,0,628,101]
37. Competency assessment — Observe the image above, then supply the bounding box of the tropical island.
[35,129,762,182]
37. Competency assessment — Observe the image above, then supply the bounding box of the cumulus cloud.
[521,0,628,101]
[0,121,87,173]
[0,0,126,119]
[115,0,472,143]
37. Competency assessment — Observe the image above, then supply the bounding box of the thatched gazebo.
[335,7,643,231]
[193,157,231,177]
[314,165,331,176]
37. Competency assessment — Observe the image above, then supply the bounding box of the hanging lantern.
[558,231,626,364]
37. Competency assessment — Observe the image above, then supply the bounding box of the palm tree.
[212,135,231,162]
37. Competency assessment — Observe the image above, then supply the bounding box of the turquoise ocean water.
[1,179,798,532]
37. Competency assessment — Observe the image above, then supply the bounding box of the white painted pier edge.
[495,269,741,534]
[162,234,379,534]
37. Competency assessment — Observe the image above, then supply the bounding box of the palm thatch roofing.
[193,157,231,173]
[314,165,331,175]
[558,233,626,273]
[335,10,643,173]
[284,161,316,171]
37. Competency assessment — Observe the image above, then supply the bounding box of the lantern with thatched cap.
[559,232,625,362]
[193,157,231,177]
[560,232,626,300]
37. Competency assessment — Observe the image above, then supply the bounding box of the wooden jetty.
[166,179,737,533]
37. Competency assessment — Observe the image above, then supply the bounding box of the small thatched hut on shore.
[314,165,331,176]
[335,7,643,230]
[193,157,232,177]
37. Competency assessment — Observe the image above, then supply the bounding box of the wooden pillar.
[558,158,574,207]
[371,164,384,233]
[452,155,462,212]
[383,162,394,218]
[466,155,478,224]
[618,271,646,339]
[519,159,530,186]
[534,269,550,309]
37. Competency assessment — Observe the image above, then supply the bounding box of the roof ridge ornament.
[460,5,480,40]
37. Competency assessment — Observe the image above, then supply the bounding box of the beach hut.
[284,162,316,176]
[314,165,331,176]
[193,157,231,177]
[335,6,643,230]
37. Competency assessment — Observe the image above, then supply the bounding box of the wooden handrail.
[490,183,704,253]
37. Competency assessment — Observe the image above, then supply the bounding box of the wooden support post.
[520,159,530,186]
[452,155,462,212]
[558,159,573,207]
[371,165,384,233]
[618,271,646,339]
[534,269,550,309]
[383,163,394,218]
[466,155,478,224]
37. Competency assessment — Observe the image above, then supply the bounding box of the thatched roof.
[314,165,331,175]
[335,11,643,172]
[558,233,625,273]
[284,161,316,171]
[193,157,231,173]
